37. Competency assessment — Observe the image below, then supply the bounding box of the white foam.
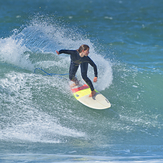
[0,72,85,143]
[0,34,34,70]
[0,115,85,143]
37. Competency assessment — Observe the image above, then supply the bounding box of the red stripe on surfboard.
[71,84,89,93]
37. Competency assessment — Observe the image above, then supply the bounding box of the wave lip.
[0,33,34,70]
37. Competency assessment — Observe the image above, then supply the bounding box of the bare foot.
[70,82,78,88]
[89,90,96,97]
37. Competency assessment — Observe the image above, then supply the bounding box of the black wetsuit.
[59,50,98,91]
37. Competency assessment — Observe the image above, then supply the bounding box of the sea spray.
[0,34,34,70]
[3,17,113,91]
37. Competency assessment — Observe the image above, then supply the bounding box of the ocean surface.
[0,0,163,162]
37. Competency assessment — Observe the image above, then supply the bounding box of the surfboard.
[70,83,111,109]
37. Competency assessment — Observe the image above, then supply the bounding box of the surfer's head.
[77,44,90,57]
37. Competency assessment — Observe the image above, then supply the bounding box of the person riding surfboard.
[56,44,98,97]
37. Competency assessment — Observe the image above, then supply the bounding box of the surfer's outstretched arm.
[56,50,77,55]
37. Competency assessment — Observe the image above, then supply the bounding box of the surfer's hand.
[56,50,59,55]
[93,77,97,82]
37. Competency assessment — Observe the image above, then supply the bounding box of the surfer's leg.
[69,61,79,86]
[81,63,96,97]
[82,73,96,97]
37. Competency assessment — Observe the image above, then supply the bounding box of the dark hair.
[77,44,89,53]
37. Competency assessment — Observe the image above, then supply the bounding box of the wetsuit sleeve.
[87,57,98,77]
[59,50,76,55]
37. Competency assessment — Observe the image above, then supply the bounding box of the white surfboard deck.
[70,83,111,110]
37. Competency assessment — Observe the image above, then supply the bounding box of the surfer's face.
[83,49,89,56]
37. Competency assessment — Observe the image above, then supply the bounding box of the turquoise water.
[0,0,163,162]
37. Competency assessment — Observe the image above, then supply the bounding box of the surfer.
[56,44,98,97]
